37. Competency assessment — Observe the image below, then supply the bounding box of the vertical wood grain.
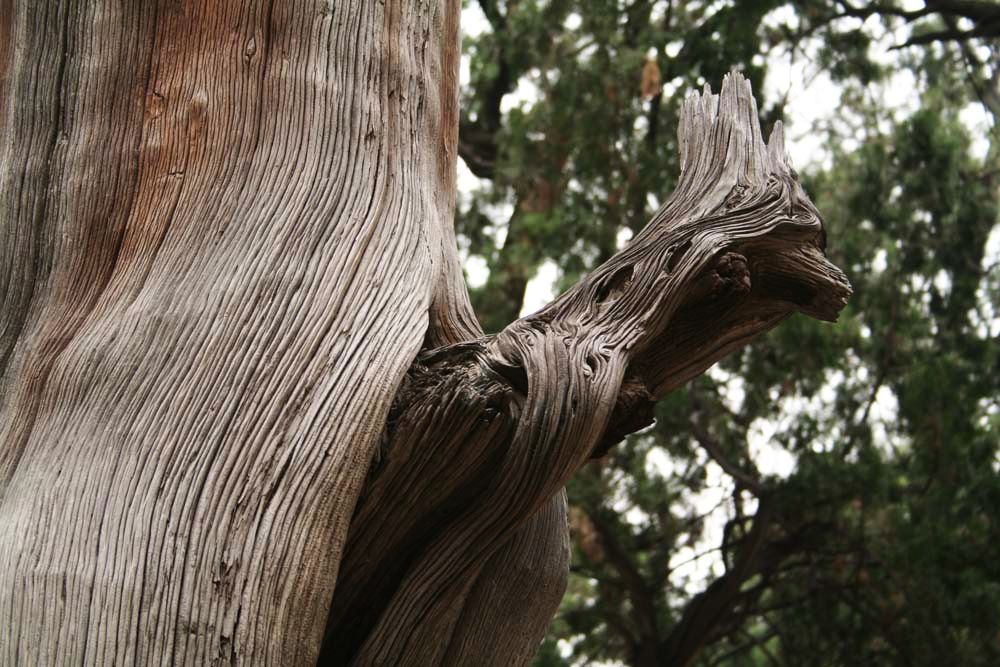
[0,1,455,663]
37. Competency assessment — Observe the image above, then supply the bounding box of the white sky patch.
[869,385,904,456]
[560,636,625,666]
[747,418,797,477]
[661,76,682,100]
[645,446,676,479]
[759,8,928,170]
[493,218,509,248]
[577,42,600,62]
[456,156,514,251]
[501,73,542,114]
[872,248,888,273]
[634,112,650,134]
[520,260,559,317]
[608,465,636,515]
[977,396,999,432]
[460,54,471,88]
[616,227,633,249]
[911,273,934,314]
[763,369,847,456]
[668,457,733,595]
[625,505,650,526]
[972,224,1000,338]
[983,224,1000,282]
[464,255,489,288]
[706,0,735,18]
[762,4,800,32]
[933,269,952,298]
[960,103,992,161]
[643,445,734,600]
[456,156,482,201]
[462,3,488,38]
[708,365,746,413]
[883,69,921,116]
[846,336,908,456]
[761,52,838,169]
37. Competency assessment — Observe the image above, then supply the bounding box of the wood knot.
[244,37,257,64]
[187,90,210,135]
[709,252,751,298]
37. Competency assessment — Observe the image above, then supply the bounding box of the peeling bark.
[0,1,849,665]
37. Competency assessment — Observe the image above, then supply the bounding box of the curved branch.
[326,73,851,666]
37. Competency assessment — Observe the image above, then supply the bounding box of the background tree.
[453,1,998,665]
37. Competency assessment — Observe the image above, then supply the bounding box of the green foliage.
[458,1,999,664]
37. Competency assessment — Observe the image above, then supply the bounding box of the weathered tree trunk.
[1,0,465,663]
[0,2,849,666]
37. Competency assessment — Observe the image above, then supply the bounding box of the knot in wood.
[709,252,751,298]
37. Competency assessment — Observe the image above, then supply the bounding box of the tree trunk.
[0,2,850,666]
[0,0,465,663]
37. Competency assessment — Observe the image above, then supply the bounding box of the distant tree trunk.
[0,2,849,666]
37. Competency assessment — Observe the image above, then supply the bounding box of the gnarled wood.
[324,73,850,665]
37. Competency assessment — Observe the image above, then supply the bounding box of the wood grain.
[326,74,850,666]
[0,1,458,663]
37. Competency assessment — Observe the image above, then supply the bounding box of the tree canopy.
[456,1,1000,665]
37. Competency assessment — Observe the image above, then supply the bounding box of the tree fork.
[325,74,851,665]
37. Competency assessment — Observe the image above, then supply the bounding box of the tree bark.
[1,0,464,663]
[0,2,850,666]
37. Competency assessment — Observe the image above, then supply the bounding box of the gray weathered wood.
[1,1,462,663]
